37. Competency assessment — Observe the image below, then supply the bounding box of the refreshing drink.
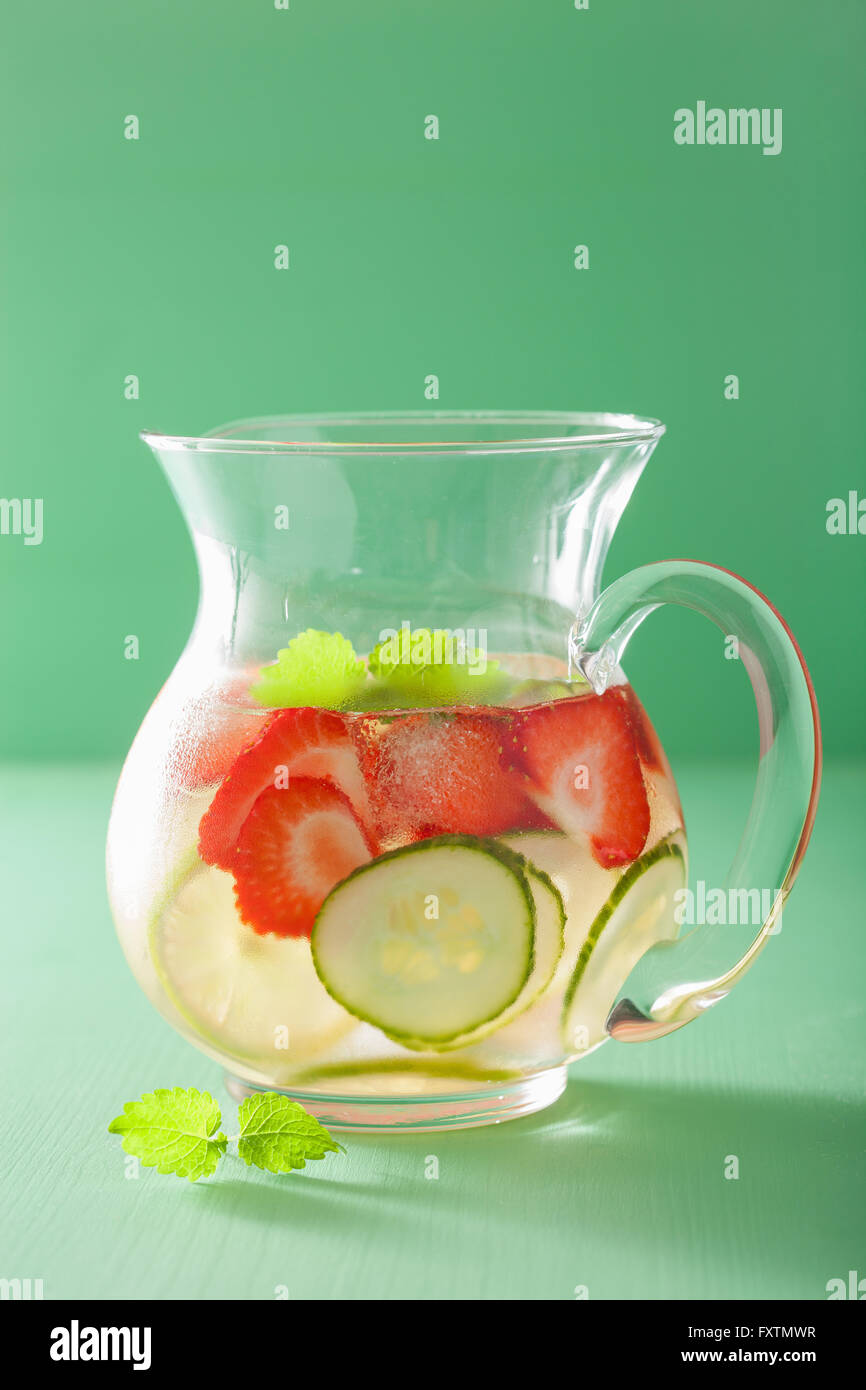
[110,411,820,1130]
[108,630,686,1119]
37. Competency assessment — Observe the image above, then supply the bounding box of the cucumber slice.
[291,1057,525,1085]
[311,835,535,1045]
[499,830,615,988]
[149,858,356,1062]
[396,856,565,1051]
[499,830,575,906]
[561,835,685,1054]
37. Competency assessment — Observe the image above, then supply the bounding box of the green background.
[1,0,864,759]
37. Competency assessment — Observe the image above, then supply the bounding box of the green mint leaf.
[236,1093,344,1174]
[250,629,366,709]
[108,1087,227,1182]
[368,626,507,706]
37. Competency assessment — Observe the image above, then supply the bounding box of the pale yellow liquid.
[107,676,685,1098]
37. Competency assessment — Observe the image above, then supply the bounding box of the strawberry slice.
[198,706,375,869]
[232,778,374,937]
[354,710,553,842]
[510,689,650,868]
[623,686,670,776]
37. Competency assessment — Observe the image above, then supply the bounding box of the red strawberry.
[198,707,375,869]
[232,778,374,938]
[510,689,650,868]
[623,686,670,776]
[354,710,553,842]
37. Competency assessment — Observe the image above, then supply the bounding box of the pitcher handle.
[572,559,822,1042]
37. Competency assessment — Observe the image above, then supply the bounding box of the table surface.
[1,759,863,1301]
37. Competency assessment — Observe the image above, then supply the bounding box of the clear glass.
[106,412,821,1130]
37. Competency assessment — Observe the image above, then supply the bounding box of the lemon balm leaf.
[108,1087,227,1182]
[236,1092,344,1173]
[108,1087,345,1182]
[369,627,481,681]
[250,629,366,709]
[368,627,505,704]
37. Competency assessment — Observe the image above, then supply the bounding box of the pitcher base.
[224,1066,567,1132]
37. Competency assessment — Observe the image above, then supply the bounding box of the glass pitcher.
[107,412,821,1130]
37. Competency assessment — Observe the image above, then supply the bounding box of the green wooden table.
[1,760,862,1301]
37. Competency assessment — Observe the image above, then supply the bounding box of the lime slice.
[149,858,357,1064]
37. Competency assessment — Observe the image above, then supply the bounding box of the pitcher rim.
[140,410,665,457]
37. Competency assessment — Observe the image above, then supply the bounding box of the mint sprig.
[368,626,507,705]
[237,1092,344,1173]
[250,629,366,709]
[108,1087,344,1183]
[108,1087,227,1182]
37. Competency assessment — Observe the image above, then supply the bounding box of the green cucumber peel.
[561,836,686,1050]
[396,852,566,1053]
[311,834,537,1046]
